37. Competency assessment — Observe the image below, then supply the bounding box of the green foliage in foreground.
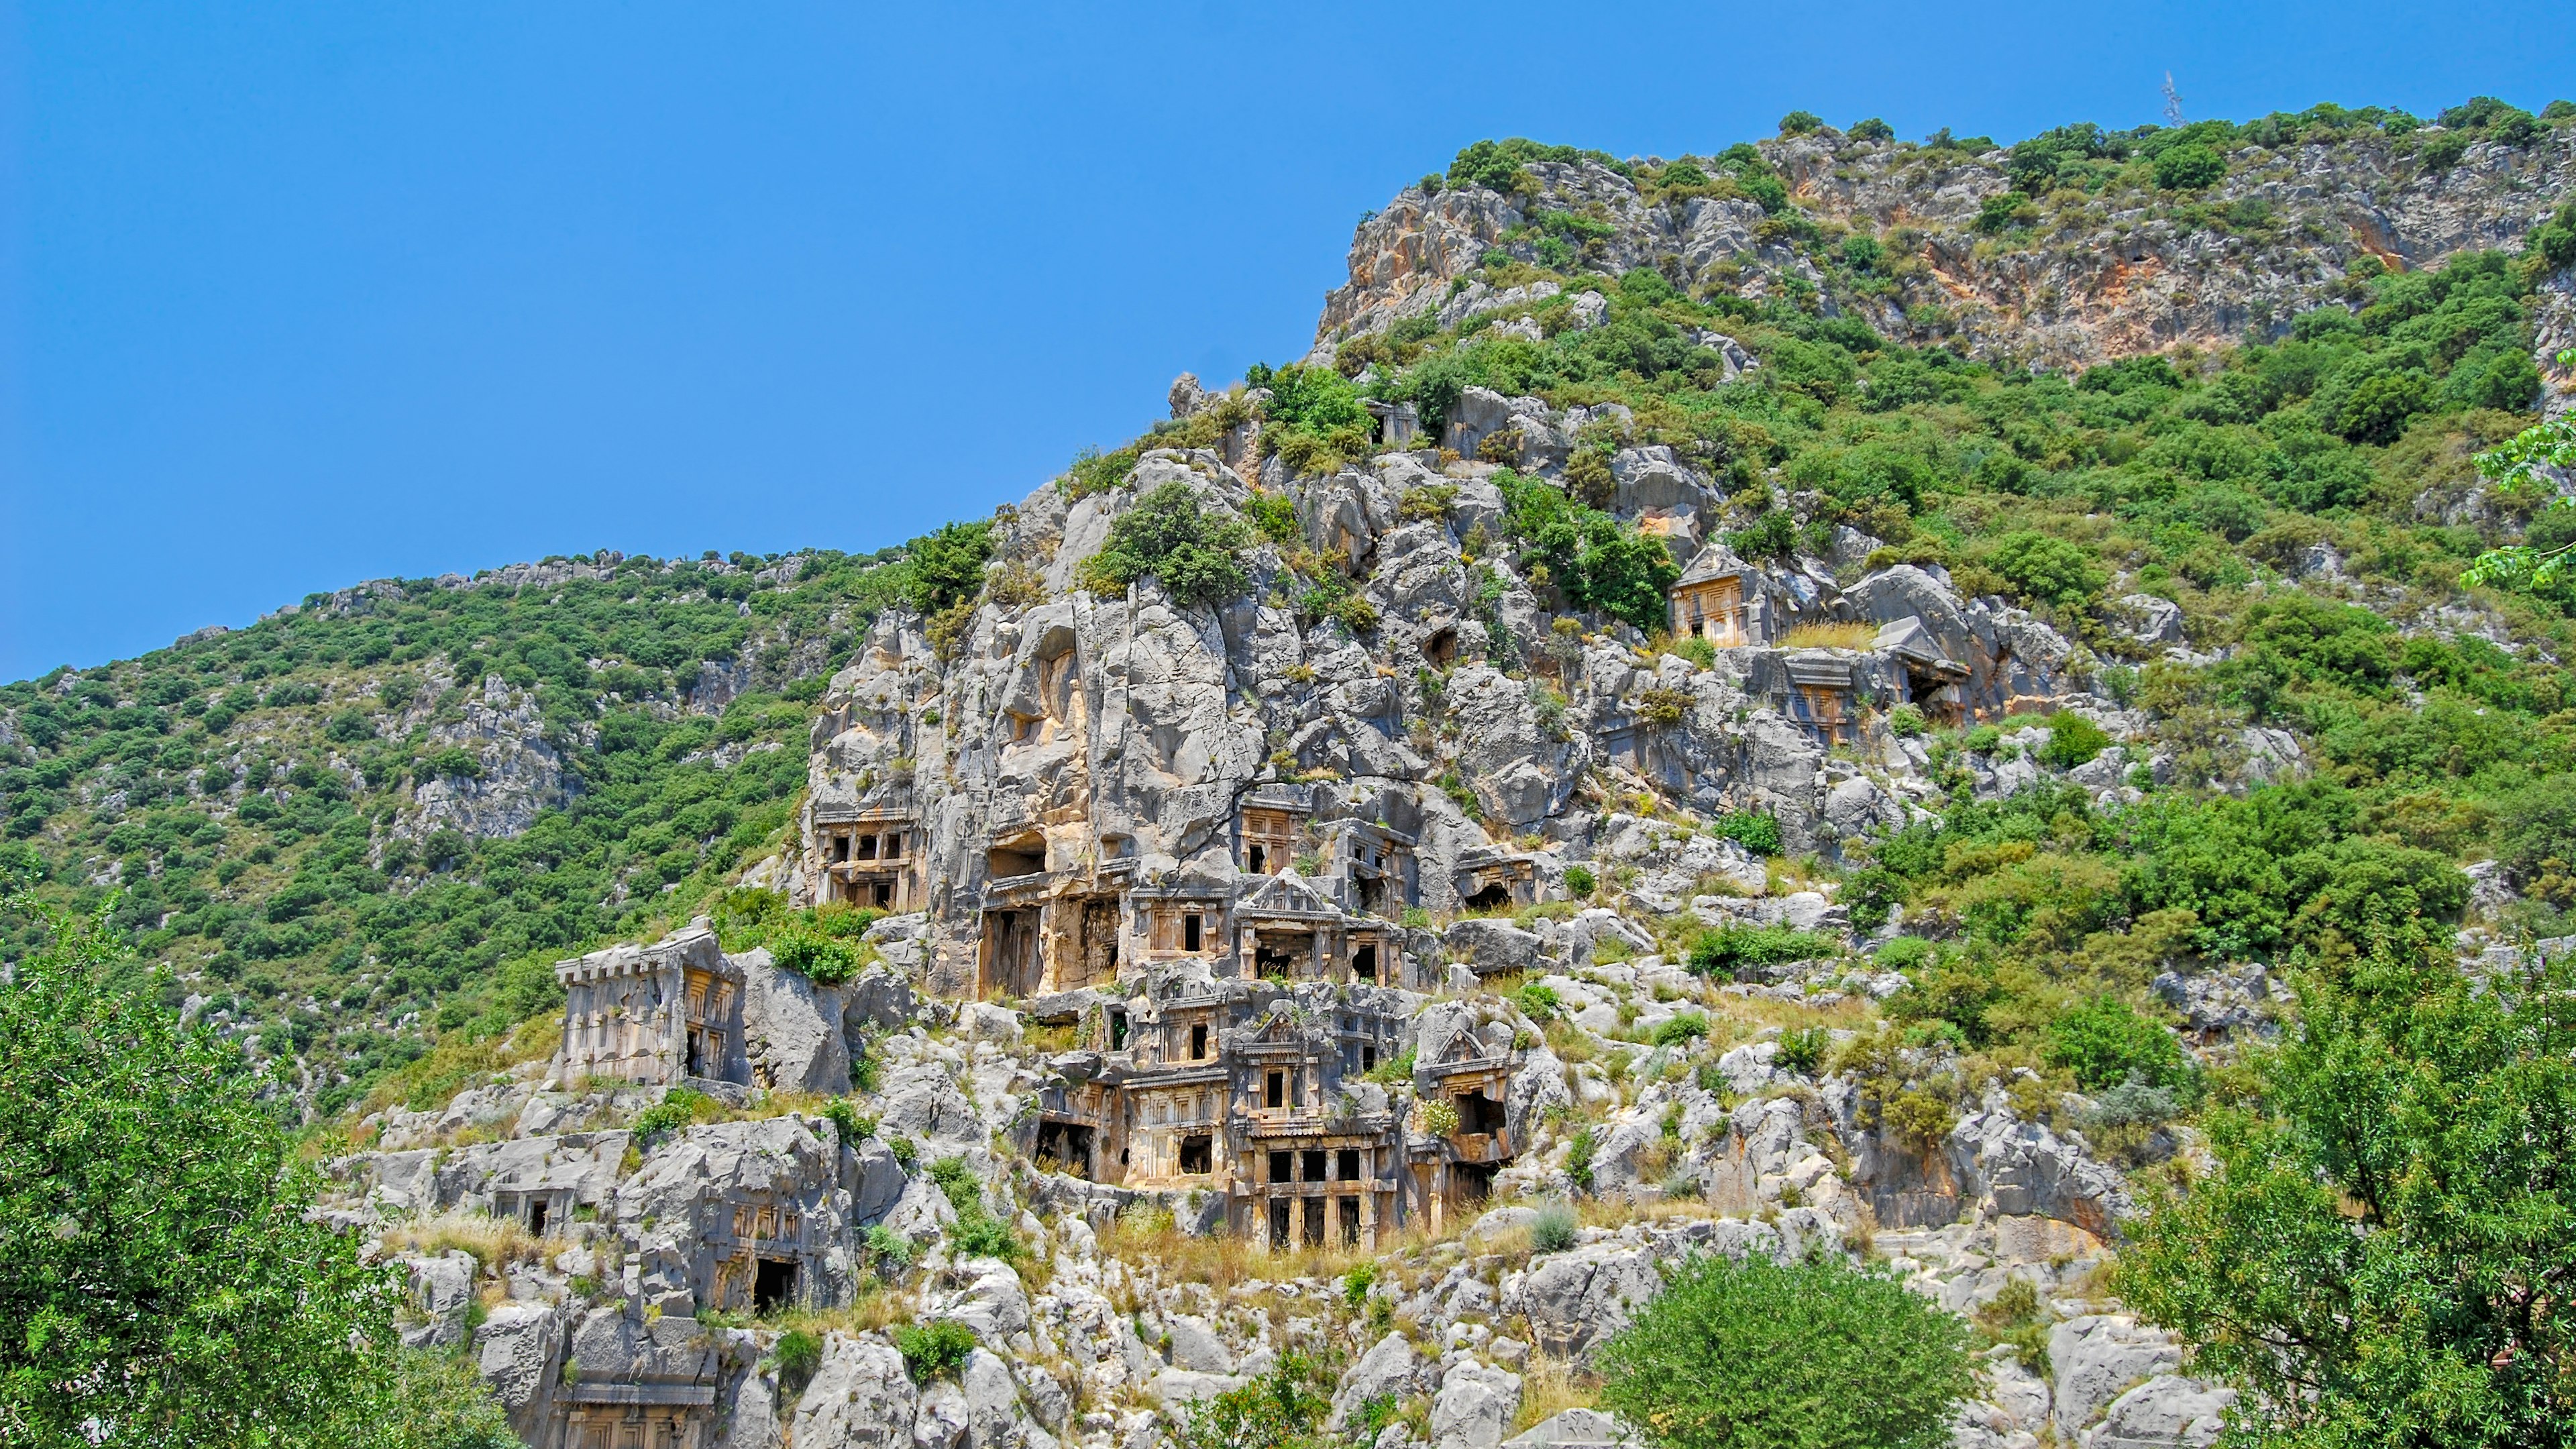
[2123,938,2576,1444]
[1597,1251,1974,1449]
[1179,1351,1337,1449]
[0,889,515,1447]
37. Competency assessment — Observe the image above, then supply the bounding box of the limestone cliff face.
[1318,129,2576,379]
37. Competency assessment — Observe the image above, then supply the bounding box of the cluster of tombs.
[1666,545,2063,747]
[1028,972,1521,1249]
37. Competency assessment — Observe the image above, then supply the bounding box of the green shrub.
[323,709,376,743]
[2046,996,2189,1091]
[1986,531,2106,610]
[1449,139,1531,195]
[1064,443,1140,500]
[1778,111,1823,135]
[1564,865,1597,897]
[773,1328,822,1389]
[1713,811,1783,857]
[1491,470,1680,631]
[1341,1260,1377,1306]
[1179,1352,1335,1449]
[1565,1126,1597,1191]
[1244,492,1299,544]
[1597,1251,1974,1449]
[1887,704,1927,737]
[2036,712,2111,768]
[769,932,860,986]
[1686,926,1839,978]
[865,1223,915,1270]
[630,1088,709,1143]
[1078,481,1254,610]
[2153,142,2227,189]
[1874,936,1932,972]
[820,1097,876,1148]
[1652,1011,1710,1046]
[1518,983,1562,1020]
[893,1320,977,1383]
[899,521,996,616]
[1532,1203,1579,1253]
[1775,1026,1831,1078]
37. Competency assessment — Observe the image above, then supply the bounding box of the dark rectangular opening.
[1254,935,1303,979]
[857,834,878,860]
[1338,1197,1360,1245]
[1248,844,1267,874]
[1301,1199,1325,1248]
[1460,1091,1507,1135]
[1269,1150,1292,1184]
[525,1197,548,1238]
[1454,1161,1498,1203]
[1353,944,1377,982]
[1362,1045,1376,1072]
[988,844,1046,878]
[869,879,893,908]
[685,1028,706,1079]
[1183,914,1203,952]
[1301,1149,1326,1182]
[1189,1023,1208,1060]
[753,1257,797,1314]
[1108,1010,1128,1051]
[1337,1148,1360,1181]
[1036,1120,1095,1179]
[831,834,851,861]
[1180,1134,1212,1174]
[1269,1198,1290,1248]
[1265,1071,1284,1109]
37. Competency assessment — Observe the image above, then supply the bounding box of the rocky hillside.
[19,95,2576,1449]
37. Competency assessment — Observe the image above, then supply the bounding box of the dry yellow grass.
[1780,621,1880,650]
[1095,1207,1455,1292]
[1511,1354,1601,1434]
[382,1210,567,1271]
[747,1283,914,1338]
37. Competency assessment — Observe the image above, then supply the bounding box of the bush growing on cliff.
[1079,481,1254,609]
[1491,470,1680,631]
[1597,1251,1974,1449]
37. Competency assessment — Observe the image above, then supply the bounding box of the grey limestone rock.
[398,1250,480,1349]
[1503,1409,1633,1449]
[2086,1375,2234,1449]
[740,948,853,1093]
[1430,1362,1522,1449]
[792,1334,922,1449]
[2049,1316,2185,1440]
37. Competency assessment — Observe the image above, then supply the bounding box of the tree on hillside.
[1595,1250,1974,1449]
[2122,938,2576,1444]
[0,886,514,1448]
[2464,347,2576,594]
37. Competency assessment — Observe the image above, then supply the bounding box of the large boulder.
[792,1334,921,1448]
[1430,1362,1523,1449]
[2088,1375,2233,1449]
[2049,1316,2185,1440]
[739,949,851,1093]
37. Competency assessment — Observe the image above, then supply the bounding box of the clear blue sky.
[3,2,2568,681]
